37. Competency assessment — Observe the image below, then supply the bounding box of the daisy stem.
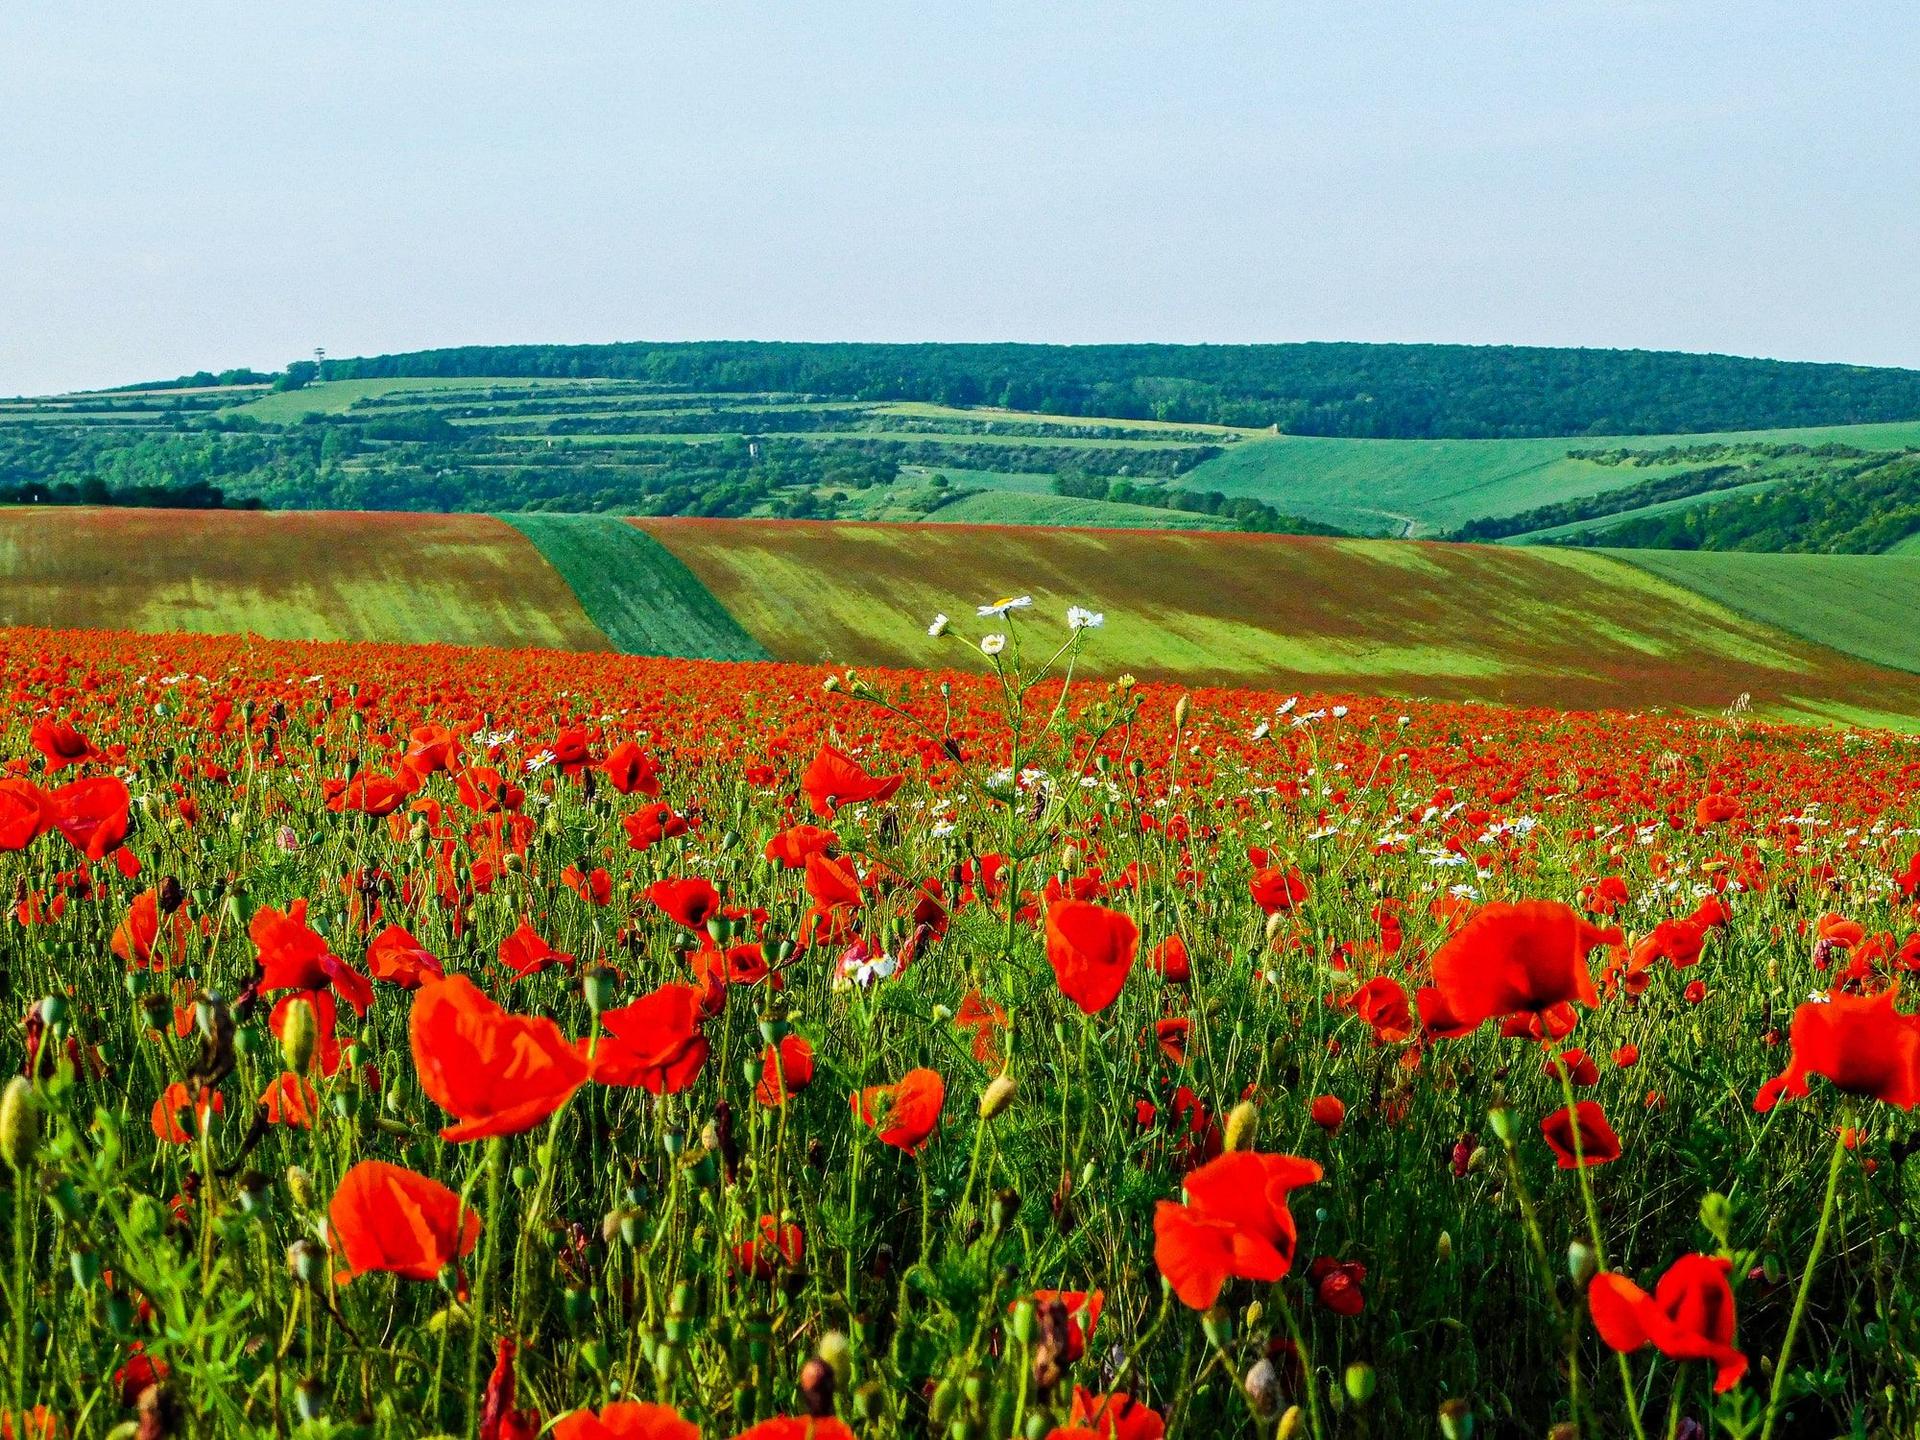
[1760,1118,1848,1440]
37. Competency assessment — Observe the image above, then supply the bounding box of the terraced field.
[636,518,1920,725]
[0,508,610,650]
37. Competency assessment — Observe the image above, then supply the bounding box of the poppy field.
[0,608,1918,1440]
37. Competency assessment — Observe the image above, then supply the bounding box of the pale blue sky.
[3,3,1917,394]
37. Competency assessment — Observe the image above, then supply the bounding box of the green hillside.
[1608,549,1920,673]
[1177,420,1920,536]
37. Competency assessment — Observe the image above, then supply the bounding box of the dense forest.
[310,340,1920,439]
[1572,450,1920,552]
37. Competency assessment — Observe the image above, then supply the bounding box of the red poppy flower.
[800,743,903,819]
[764,823,837,869]
[366,924,443,988]
[955,988,1010,1066]
[1428,900,1618,1033]
[647,876,722,930]
[1026,1289,1104,1362]
[1348,976,1414,1044]
[852,1067,945,1154]
[409,975,590,1141]
[0,779,54,851]
[1310,1094,1346,1133]
[593,984,710,1094]
[498,920,576,978]
[50,776,131,859]
[1152,1150,1322,1308]
[562,864,613,907]
[1046,900,1140,1015]
[258,1070,317,1127]
[1309,1256,1368,1316]
[732,1419,857,1440]
[251,900,374,1017]
[1250,866,1309,914]
[1754,990,1920,1112]
[400,724,461,778]
[554,1402,699,1440]
[1589,1254,1748,1392]
[328,1159,480,1284]
[755,1034,815,1105]
[731,1213,805,1279]
[150,1082,222,1144]
[112,890,189,970]
[623,802,689,851]
[30,717,100,771]
[1147,934,1191,983]
[1067,1385,1167,1440]
[1540,1100,1623,1168]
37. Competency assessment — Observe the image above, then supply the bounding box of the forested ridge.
[311,340,1920,438]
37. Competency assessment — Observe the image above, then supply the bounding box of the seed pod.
[1243,1358,1283,1418]
[799,1357,836,1419]
[1343,1361,1376,1405]
[0,1076,38,1171]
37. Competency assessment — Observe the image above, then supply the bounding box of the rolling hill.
[2,508,1917,726]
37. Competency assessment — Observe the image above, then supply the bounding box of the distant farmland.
[0,508,611,650]
[635,518,1920,726]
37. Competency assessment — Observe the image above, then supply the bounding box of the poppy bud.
[1174,694,1191,729]
[582,966,618,1016]
[1010,1299,1036,1345]
[1567,1239,1596,1287]
[1549,1425,1579,1440]
[979,1075,1017,1120]
[1223,1100,1259,1151]
[1436,1231,1454,1266]
[1439,1398,1474,1439]
[1277,1405,1306,1440]
[1699,1191,1730,1242]
[1486,1103,1514,1146]
[1264,912,1286,945]
[1202,1306,1233,1346]
[1244,1358,1283,1418]
[1,1077,39,1171]
[279,998,317,1076]
[1343,1361,1376,1404]
[817,1329,851,1387]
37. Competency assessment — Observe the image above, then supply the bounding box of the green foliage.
[1580,452,1920,553]
[1053,472,1345,535]
[312,340,1920,438]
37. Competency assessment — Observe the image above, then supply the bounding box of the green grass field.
[1606,548,1920,674]
[1180,419,1920,537]
[921,490,1230,529]
[500,513,770,660]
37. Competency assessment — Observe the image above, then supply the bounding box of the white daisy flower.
[977,595,1033,618]
[1066,606,1104,630]
[981,634,1007,656]
[928,614,950,638]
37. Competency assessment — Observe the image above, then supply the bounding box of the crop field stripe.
[636,517,1920,726]
[500,512,771,661]
[0,508,614,651]
[1604,548,1920,675]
